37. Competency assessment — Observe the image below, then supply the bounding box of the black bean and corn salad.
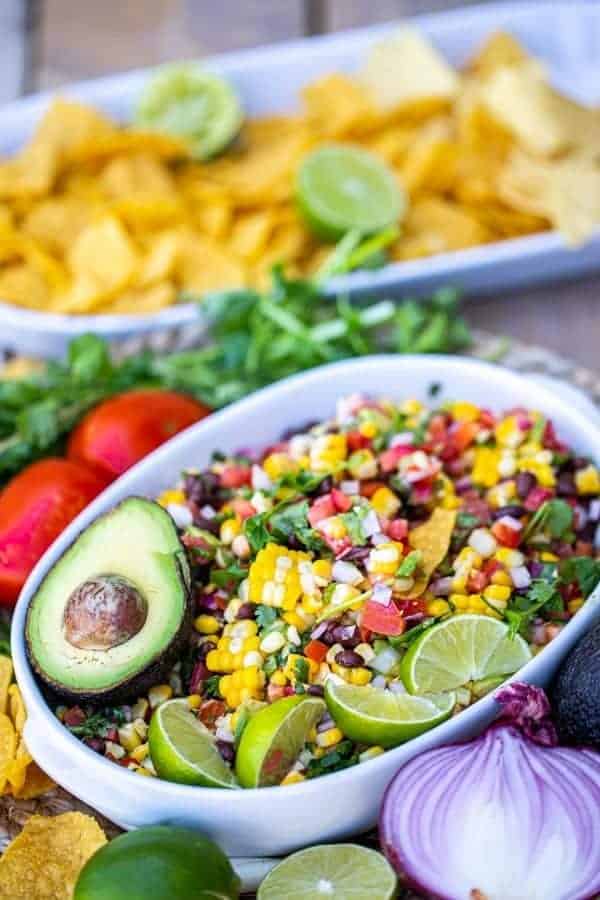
[56,395,600,786]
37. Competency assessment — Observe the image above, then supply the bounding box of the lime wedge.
[235,695,325,788]
[297,144,405,240]
[148,699,237,788]
[325,680,454,748]
[136,64,243,160]
[257,844,398,900]
[401,614,532,695]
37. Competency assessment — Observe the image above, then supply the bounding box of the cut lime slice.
[136,64,243,160]
[401,614,532,695]
[148,699,237,789]
[235,695,325,788]
[297,144,405,240]
[257,844,398,900]
[325,680,454,748]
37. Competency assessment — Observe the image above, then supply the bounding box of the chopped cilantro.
[340,506,369,546]
[209,561,247,587]
[244,511,272,553]
[389,618,438,649]
[560,556,600,598]
[522,499,573,542]
[203,674,222,699]
[275,470,327,495]
[0,619,10,657]
[529,417,546,444]
[504,578,563,638]
[262,655,279,678]
[244,500,329,555]
[306,740,358,778]
[294,657,310,683]
[255,605,279,630]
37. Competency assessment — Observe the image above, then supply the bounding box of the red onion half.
[380,683,600,900]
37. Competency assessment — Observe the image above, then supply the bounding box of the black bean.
[556,472,577,496]
[216,741,235,764]
[307,685,325,697]
[492,505,526,520]
[84,737,105,754]
[515,471,537,498]
[314,475,334,497]
[184,471,223,508]
[280,420,319,441]
[236,602,256,620]
[335,649,364,668]
[331,624,360,648]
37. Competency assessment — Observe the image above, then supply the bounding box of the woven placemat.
[1,330,598,895]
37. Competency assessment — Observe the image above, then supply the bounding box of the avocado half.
[26,497,193,704]
[552,618,600,748]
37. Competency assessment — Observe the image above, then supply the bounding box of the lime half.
[235,695,325,788]
[401,614,532,695]
[258,844,398,900]
[325,681,454,748]
[297,144,405,240]
[136,64,243,160]
[148,699,237,789]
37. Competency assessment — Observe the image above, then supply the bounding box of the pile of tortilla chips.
[0,28,598,316]
[0,812,106,899]
[0,656,55,800]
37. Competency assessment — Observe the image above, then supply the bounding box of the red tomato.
[361,598,406,636]
[304,639,328,664]
[219,465,251,489]
[308,495,336,526]
[67,389,210,479]
[491,520,522,548]
[0,458,110,606]
[331,488,352,513]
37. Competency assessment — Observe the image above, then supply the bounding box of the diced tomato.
[331,488,352,513]
[479,409,496,429]
[230,498,256,520]
[63,707,86,727]
[524,486,554,511]
[482,559,502,578]
[395,598,427,619]
[461,491,492,524]
[451,422,480,452]
[198,700,227,728]
[360,480,388,498]
[379,445,413,473]
[220,465,251,489]
[308,494,336,526]
[491,520,521,548]
[361,598,406,636]
[304,639,328,664]
[385,518,409,541]
[346,431,371,452]
[467,569,489,593]
[428,414,448,442]
[543,420,568,453]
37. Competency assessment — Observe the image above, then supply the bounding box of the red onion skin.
[380,684,600,900]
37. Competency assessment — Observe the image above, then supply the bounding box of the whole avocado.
[552,618,600,747]
[74,826,240,900]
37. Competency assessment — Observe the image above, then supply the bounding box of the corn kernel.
[495,548,525,567]
[310,434,348,472]
[263,452,297,481]
[370,486,401,518]
[187,694,202,710]
[347,449,377,479]
[450,593,469,610]
[194,614,221,635]
[281,771,306,785]
[540,552,559,563]
[157,488,185,507]
[401,399,423,415]
[220,517,241,544]
[517,459,555,487]
[130,743,149,763]
[491,570,512,586]
[568,597,584,614]
[427,599,450,616]
[270,670,288,686]
[323,516,347,540]
[284,653,319,683]
[283,610,310,631]
[495,416,523,448]
[484,584,512,603]
[148,685,173,709]
[359,421,378,439]
[301,594,323,615]
[472,448,501,488]
[131,698,149,720]
[260,631,286,655]
[450,401,480,423]
[349,667,372,686]
[118,723,142,752]
[575,465,600,495]
[359,746,385,763]
[313,559,333,581]
[316,727,344,748]
[249,542,311,609]
[367,541,403,576]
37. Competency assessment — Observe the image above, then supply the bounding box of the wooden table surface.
[12,0,600,369]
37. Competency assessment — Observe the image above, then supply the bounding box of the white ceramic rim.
[11,354,600,809]
[0,0,599,340]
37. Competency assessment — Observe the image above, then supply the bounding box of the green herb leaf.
[396,550,422,577]
[203,674,222,699]
[504,578,562,637]
[560,556,600,598]
[255,605,279,630]
[522,499,573,542]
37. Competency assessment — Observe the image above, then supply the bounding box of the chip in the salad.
[0,813,106,900]
[403,507,457,597]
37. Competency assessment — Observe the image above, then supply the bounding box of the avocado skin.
[25,497,194,705]
[552,619,600,747]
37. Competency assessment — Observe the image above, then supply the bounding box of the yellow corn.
[472,448,501,488]
[118,723,142,753]
[367,541,403,576]
[248,542,312,610]
[262,452,297,480]
[494,416,523,448]
[487,481,516,508]
[347,449,378,479]
[484,584,511,603]
[206,630,262,673]
[450,401,479,423]
[301,594,324,615]
[270,670,288,686]
[321,516,347,540]
[130,743,149,763]
[313,559,332,581]
[131,698,149,721]
[283,609,312,631]
[148,684,173,709]
[281,771,306,785]
[540,551,559,563]
[310,434,348,472]
[359,420,378,439]
[331,662,372,685]
[427,599,450,616]
[157,488,185,507]
[284,653,319,683]
[450,593,470,610]
[194,614,221,635]
[491,570,512,586]
[316,727,344,748]
[494,548,525,567]
[220,667,265,708]
[186,694,202,709]
[401,398,423,415]
[517,458,555,488]
[359,746,385,763]
[575,465,600,495]
[370,486,401,518]
[220,517,241,545]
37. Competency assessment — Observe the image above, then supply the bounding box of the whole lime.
[74,826,240,900]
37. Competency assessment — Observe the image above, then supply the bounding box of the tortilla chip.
[229,209,276,261]
[62,216,138,311]
[100,152,176,199]
[137,231,180,286]
[98,281,176,315]
[0,813,106,900]
[303,74,377,138]
[467,31,531,75]
[0,263,52,310]
[4,737,33,795]
[400,508,457,596]
[8,684,26,734]
[0,656,12,715]
[360,28,460,111]
[393,197,491,260]
[175,228,246,294]
[22,197,92,255]
[12,762,56,800]
[0,714,16,793]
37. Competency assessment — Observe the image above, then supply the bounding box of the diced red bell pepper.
[467,569,489,593]
[220,465,251,488]
[482,559,502,578]
[361,598,406,636]
[395,597,427,619]
[524,486,554,511]
[386,518,409,541]
[230,497,256,520]
[308,494,336,526]
[331,488,352,513]
[304,639,329,664]
[347,431,371,452]
[491,520,521,548]
[360,480,388,499]
[379,445,413,473]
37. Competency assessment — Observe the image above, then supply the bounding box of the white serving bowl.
[11,356,600,856]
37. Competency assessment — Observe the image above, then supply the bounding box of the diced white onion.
[251,464,272,491]
[332,560,363,585]
[371,532,389,546]
[497,515,523,532]
[589,499,600,522]
[340,480,360,495]
[390,432,414,447]
[200,504,216,519]
[371,583,392,606]
[510,566,531,590]
[371,674,387,689]
[166,503,193,529]
[371,647,401,675]
[468,528,497,558]
[361,509,381,537]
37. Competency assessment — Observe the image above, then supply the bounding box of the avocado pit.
[64,575,147,651]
